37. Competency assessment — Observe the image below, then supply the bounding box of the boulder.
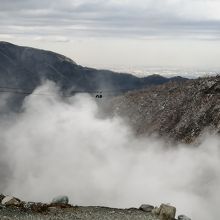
[178,215,191,220]
[1,196,20,206]
[160,204,176,220]
[152,204,176,220]
[139,204,154,212]
[51,195,69,205]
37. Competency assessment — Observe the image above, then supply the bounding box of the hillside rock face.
[109,76,220,143]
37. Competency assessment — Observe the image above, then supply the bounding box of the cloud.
[33,35,70,43]
[1,0,220,40]
[0,81,220,220]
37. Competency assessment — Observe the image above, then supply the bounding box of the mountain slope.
[108,76,220,143]
[0,41,187,94]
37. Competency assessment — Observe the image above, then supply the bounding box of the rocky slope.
[107,76,220,143]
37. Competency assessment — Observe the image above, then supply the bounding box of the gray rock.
[139,204,154,212]
[178,215,191,220]
[1,196,20,206]
[159,204,176,220]
[51,195,69,205]
[152,207,161,216]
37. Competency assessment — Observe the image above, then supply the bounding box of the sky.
[1,0,220,71]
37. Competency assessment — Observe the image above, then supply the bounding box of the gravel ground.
[0,206,159,220]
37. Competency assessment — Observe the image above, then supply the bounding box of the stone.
[159,204,176,220]
[178,215,191,220]
[30,203,48,213]
[152,207,161,215]
[23,202,35,210]
[51,195,69,205]
[0,194,5,203]
[1,196,20,206]
[139,204,154,212]
[48,207,58,213]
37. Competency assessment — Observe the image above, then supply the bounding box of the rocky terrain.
[107,75,220,143]
[0,194,190,220]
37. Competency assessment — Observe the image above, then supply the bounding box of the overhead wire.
[0,86,137,98]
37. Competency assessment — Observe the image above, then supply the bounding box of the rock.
[178,215,191,220]
[158,204,176,220]
[23,202,35,210]
[51,195,69,205]
[152,207,161,215]
[1,196,20,206]
[30,203,48,213]
[139,204,154,212]
[48,207,58,213]
[0,194,5,203]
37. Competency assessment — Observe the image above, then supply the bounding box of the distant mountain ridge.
[0,41,187,95]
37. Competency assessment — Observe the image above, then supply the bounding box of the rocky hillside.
[108,76,220,143]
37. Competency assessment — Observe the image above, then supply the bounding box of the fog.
[0,81,219,219]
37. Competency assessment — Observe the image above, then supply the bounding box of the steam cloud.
[0,81,220,220]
